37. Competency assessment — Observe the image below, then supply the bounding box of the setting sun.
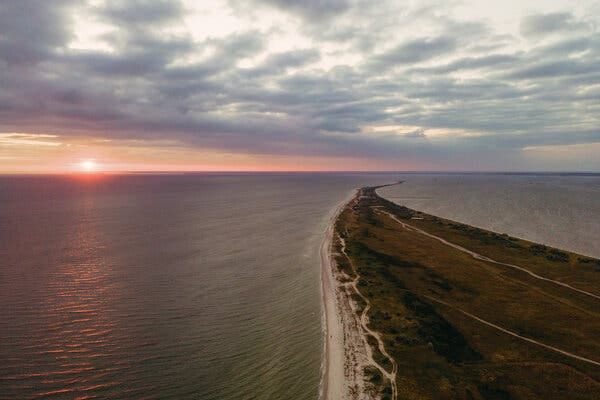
[79,160,97,172]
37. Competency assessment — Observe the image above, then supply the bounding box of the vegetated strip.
[378,209,600,301]
[419,293,600,367]
[338,234,398,399]
[338,183,600,398]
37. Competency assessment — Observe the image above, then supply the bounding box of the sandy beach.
[320,191,376,400]
[319,198,346,400]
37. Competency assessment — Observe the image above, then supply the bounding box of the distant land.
[323,183,600,399]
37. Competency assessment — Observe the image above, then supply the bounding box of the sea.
[0,173,393,400]
[1,172,598,399]
[379,173,600,259]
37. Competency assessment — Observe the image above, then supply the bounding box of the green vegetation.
[334,186,600,399]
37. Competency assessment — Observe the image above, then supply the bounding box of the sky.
[0,0,599,173]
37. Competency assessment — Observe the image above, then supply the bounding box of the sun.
[79,159,97,172]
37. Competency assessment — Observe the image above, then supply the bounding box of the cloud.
[401,128,427,139]
[0,0,75,66]
[98,0,184,26]
[369,36,458,71]
[0,1,599,171]
[506,59,598,80]
[520,12,585,38]
[410,54,520,75]
[254,0,352,20]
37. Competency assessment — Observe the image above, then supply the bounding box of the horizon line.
[1,170,599,176]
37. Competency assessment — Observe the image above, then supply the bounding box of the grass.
[334,186,600,399]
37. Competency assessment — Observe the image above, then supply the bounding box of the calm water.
[379,173,600,258]
[0,173,394,400]
[2,173,598,399]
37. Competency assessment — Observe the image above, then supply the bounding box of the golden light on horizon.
[79,159,97,172]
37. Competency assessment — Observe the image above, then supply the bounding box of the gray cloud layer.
[0,0,599,170]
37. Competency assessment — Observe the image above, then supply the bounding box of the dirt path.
[339,235,398,399]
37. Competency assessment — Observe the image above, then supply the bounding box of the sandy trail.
[339,235,398,399]
[321,192,400,400]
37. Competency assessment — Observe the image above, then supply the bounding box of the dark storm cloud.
[0,2,599,169]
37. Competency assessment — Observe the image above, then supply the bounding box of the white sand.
[320,208,345,399]
[319,192,373,400]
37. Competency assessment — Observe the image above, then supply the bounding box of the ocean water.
[0,173,394,400]
[378,173,600,258]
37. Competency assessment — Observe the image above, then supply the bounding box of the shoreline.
[320,188,391,400]
[319,190,357,400]
[319,198,345,400]
[319,185,401,400]
[320,189,372,400]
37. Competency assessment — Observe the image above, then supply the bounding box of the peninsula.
[322,184,600,400]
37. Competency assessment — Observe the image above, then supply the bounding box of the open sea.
[0,173,393,400]
[1,172,598,399]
